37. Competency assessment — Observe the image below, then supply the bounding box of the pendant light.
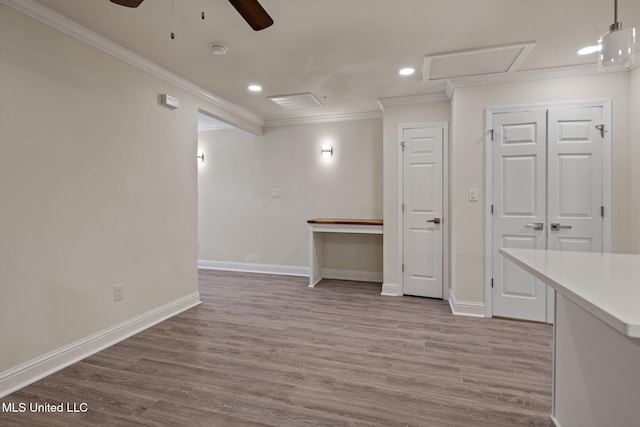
[598,0,636,70]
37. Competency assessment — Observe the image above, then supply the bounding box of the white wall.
[630,66,640,254]
[451,72,632,304]
[3,5,637,386]
[197,119,383,273]
[0,4,230,377]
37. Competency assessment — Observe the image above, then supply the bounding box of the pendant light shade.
[598,0,636,70]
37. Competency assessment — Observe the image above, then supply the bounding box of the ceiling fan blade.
[228,0,274,31]
[110,0,145,7]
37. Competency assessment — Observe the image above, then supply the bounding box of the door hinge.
[488,129,495,141]
[402,203,405,213]
[491,278,494,288]
[402,263,405,273]
[491,204,494,215]
[595,124,605,138]
[601,206,604,218]
[400,141,406,151]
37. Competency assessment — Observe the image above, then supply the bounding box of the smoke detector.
[209,43,228,55]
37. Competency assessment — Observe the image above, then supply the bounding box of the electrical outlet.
[114,284,125,301]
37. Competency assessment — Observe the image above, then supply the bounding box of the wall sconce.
[321,144,333,158]
[197,153,205,162]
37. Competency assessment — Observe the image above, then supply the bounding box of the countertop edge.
[499,248,640,339]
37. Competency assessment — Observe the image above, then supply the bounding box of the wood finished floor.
[1,270,554,426]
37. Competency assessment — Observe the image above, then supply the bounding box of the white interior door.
[547,107,603,252]
[402,126,443,298]
[492,110,548,322]
[491,105,605,323]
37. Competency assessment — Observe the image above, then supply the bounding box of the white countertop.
[499,248,640,338]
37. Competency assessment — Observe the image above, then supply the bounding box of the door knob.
[427,218,441,224]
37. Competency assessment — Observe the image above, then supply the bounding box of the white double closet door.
[491,105,606,323]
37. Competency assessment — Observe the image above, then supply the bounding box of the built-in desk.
[307,218,383,287]
[500,248,640,427]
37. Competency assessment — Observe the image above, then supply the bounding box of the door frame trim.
[397,122,450,298]
[484,100,613,318]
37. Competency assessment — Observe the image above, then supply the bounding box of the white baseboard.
[198,260,308,277]
[381,282,401,296]
[321,268,383,283]
[448,290,486,318]
[550,415,562,427]
[198,260,382,284]
[0,292,201,398]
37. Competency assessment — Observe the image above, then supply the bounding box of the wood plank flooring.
[0,270,554,426]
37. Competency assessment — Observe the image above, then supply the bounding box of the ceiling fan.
[109,0,274,31]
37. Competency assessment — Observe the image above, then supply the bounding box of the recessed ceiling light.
[577,45,601,55]
[399,67,416,76]
[248,85,262,92]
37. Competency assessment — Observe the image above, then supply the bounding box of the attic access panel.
[423,42,536,82]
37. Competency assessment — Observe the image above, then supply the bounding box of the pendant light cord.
[609,0,622,31]
[170,0,175,39]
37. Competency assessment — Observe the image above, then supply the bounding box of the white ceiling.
[31,0,640,122]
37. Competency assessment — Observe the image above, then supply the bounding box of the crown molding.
[373,63,616,108]
[264,111,382,127]
[0,0,264,128]
[445,81,456,100]
[442,62,634,97]
[197,124,234,132]
[448,63,616,89]
[377,93,451,109]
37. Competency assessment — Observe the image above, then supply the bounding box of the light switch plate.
[469,188,479,202]
[271,188,283,198]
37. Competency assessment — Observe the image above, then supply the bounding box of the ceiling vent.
[267,92,323,109]
[423,41,536,82]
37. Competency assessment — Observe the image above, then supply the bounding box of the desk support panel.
[308,219,383,288]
